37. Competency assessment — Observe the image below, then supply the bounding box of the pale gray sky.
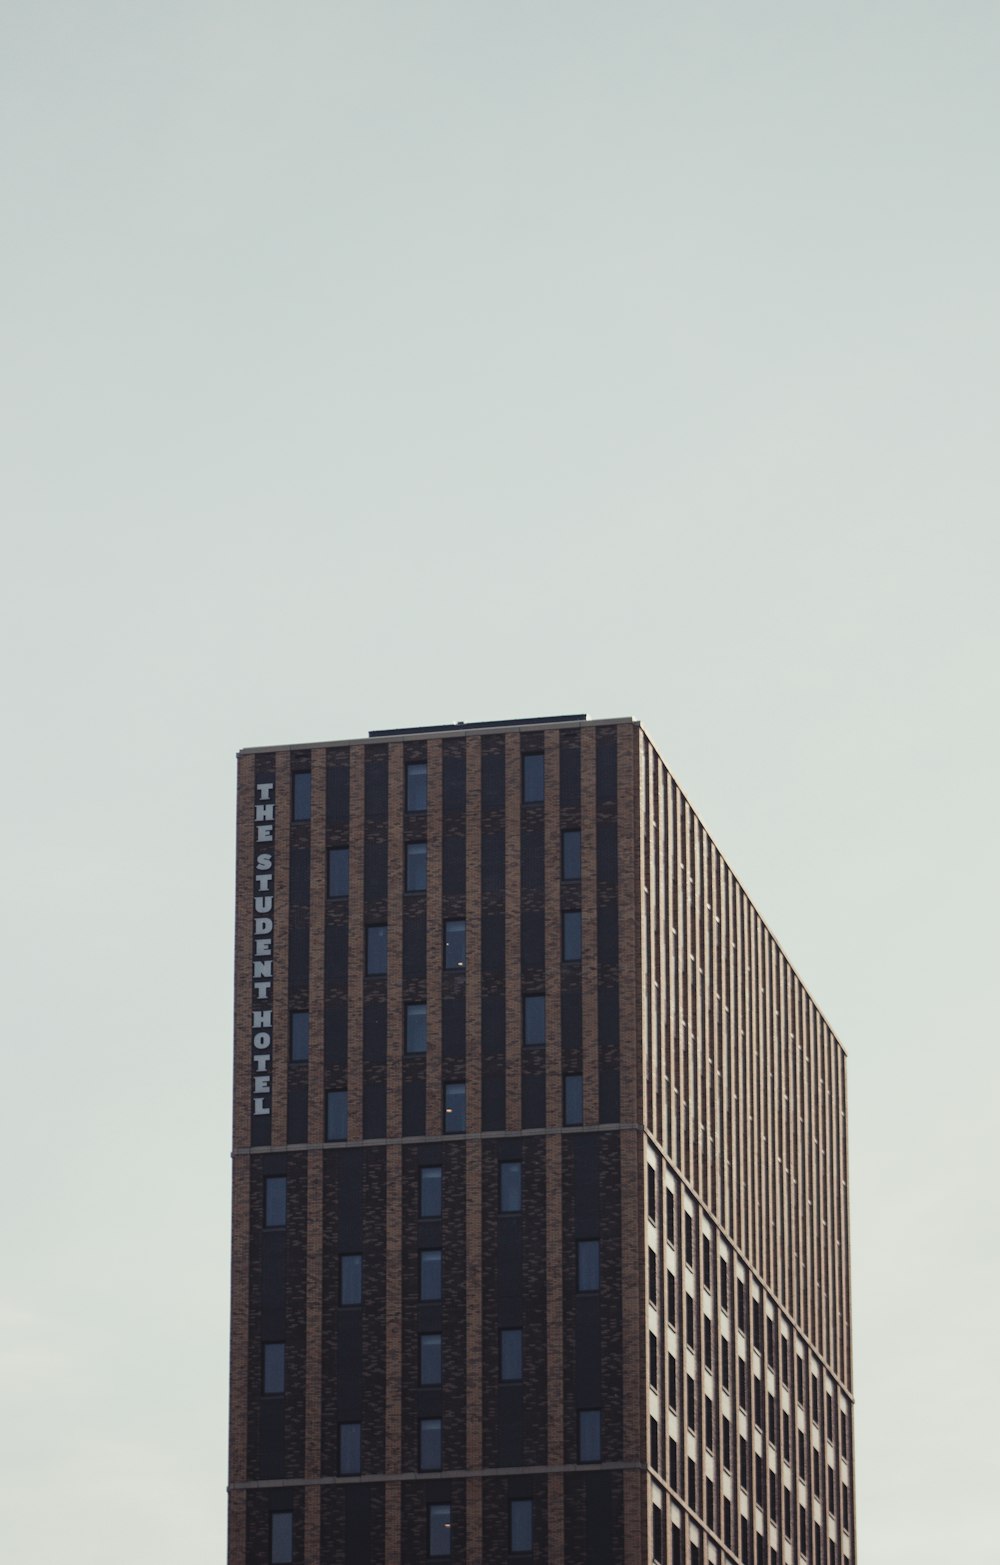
[1,4,997,1561]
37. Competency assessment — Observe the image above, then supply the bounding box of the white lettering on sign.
[251,797,275,1120]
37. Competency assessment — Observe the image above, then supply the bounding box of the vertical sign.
[251,779,275,1121]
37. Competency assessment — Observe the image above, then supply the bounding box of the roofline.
[237,716,638,756]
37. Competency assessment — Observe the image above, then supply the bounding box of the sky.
[1,3,998,1561]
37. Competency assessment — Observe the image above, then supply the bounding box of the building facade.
[229,716,855,1565]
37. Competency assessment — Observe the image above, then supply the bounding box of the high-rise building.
[228,716,855,1565]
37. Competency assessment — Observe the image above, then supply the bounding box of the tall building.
[229,716,855,1565]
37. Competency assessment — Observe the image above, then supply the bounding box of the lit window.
[292,771,311,821]
[523,994,545,1047]
[406,762,428,812]
[328,847,349,898]
[500,1328,523,1382]
[326,1090,347,1142]
[270,1511,293,1565]
[419,1417,442,1471]
[420,1165,442,1219]
[290,1011,309,1062]
[562,829,581,879]
[406,841,427,892]
[405,1002,427,1054]
[579,1408,602,1462]
[264,1176,286,1228]
[562,909,582,961]
[340,1253,362,1306]
[564,1073,583,1126]
[444,919,466,969]
[366,925,388,974]
[577,1238,599,1292]
[420,1249,442,1301]
[262,1342,285,1395]
[522,753,544,803]
[428,1503,451,1557]
[420,1333,442,1385]
[509,1497,533,1554]
[339,1422,361,1475]
[499,1160,522,1213]
[444,1081,466,1134]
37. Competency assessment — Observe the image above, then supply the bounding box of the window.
[499,1160,522,1212]
[562,828,581,880]
[444,919,466,969]
[406,762,428,812]
[420,1333,442,1385]
[292,771,311,821]
[577,1238,599,1292]
[500,1328,523,1382]
[420,1165,442,1219]
[509,1498,533,1554]
[428,1503,451,1557]
[340,1254,362,1306]
[419,1417,442,1471]
[420,1248,442,1301]
[262,1342,285,1394]
[328,846,349,898]
[263,1175,287,1229]
[406,841,428,892]
[652,1502,664,1564]
[578,1408,602,1462]
[649,1331,658,1389]
[523,993,545,1046]
[290,1010,309,1063]
[562,909,582,961]
[326,1090,347,1142]
[270,1512,293,1565]
[444,1081,466,1133]
[647,1165,656,1222]
[563,1073,583,1125]
[405,1002,427,1054]
[366,925,388,975]
[522,752,544,802]
[649,1416,659,1470]
[339,1422,361,1475]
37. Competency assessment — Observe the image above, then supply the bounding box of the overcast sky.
[1,4,997,1561]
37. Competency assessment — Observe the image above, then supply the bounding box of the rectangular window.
[562,828,581,879]
[499,1160,522,1212]
[270,1512,293,1565]
[652,1503,664,1564]
[420,1332,442,1386]
[339,1422,361,1475]
[262,1342,285,1395]
[366,925,388,974]
[406,762,428,812]
[290,1010,309,1063]
[328,846,349,898]
[578,1408,602,1462]
[577,1238,599,1292]
[647,1165,656,1222]
[523,993,545,1046]
[405,1001,427,1054]
[419,1417,442,1471]
[444,1081,466,1133]
[522,752,544,802]
[420,1165,442,1219]
[264,1176,287,1228]
[428,1503,451,1557]
[340,1253,362,1306]
[292,771,311,821]
[326,1090,347,1142]
[406,841,428,892]
[510,1498,533,1554]
[649,1331,658,1389]
[500,1328,523,1382]
[420,1248,442,1301]
[562,908,582,961]
[564,1073,583,1125]
[444,919,466,969]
